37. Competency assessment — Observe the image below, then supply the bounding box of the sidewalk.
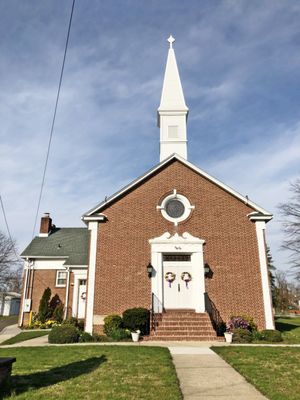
[0,324,21,344]
[170,347,268,399]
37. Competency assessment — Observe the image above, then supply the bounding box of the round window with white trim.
[158,190,194,225]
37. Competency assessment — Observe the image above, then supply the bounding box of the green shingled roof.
[21,228,89,266]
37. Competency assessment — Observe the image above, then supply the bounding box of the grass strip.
[275,316,300,344]
[213,346,300,400]
[1,331,49,345]
[0,345,182,400]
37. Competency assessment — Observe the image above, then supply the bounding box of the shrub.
[103,315,123,336]
[48,325,79,344]
[93,333,110,342]
[38,287,51,323]
[53,303,64,323]
[251,330,263,341]
[226,316,250,332]
[77,320,85,332]
[110,328,131,341]
[79,332,95,342]
[45,319,57,328]
[49,294,62,314]
[260,329,283,342]
[62,317,80,328]
[122,308,150,335]
[232,328,253,343]
[234,315,257,332]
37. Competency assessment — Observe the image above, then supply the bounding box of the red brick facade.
[20,269,74,326]
[93,159,267,329]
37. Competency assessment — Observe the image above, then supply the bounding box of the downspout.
[64,267,70,320]
[20,258,32,326]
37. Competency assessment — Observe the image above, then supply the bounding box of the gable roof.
[83,153,272,218]
[21,228,89,266]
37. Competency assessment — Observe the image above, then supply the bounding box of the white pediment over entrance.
[149,231,205,245]
[149,232,205,254]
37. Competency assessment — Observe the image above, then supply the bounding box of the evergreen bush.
[53,303,64,323]
[38,287,51,323]
[260,329,283,342]
[48,325,79,344]
[92,333,110,342]
[49,294,62,316]
[79,332,95,342]
[232,328,253,343]
[110,328,131,341]
[103,315,123,336]
[122,308,150,335]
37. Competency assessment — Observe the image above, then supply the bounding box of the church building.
[20,37,274,339]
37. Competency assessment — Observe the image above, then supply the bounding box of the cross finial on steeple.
[167,35,175,49]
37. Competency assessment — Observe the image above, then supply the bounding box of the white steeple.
[158,36,189,161]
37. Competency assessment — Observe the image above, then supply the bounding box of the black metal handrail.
[151,292,163,332]
[205,293,225,336]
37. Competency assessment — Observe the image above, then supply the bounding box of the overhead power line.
[32,0,76,239]
[0,194,21,262]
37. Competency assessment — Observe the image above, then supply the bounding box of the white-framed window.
[157,189,194,226]
[56,270,67,287]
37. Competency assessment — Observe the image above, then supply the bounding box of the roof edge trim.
[83,153,272,217]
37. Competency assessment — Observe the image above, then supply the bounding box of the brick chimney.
[39,213,52,237]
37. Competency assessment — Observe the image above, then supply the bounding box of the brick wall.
[20,269,74,326]
[93,159,267,329]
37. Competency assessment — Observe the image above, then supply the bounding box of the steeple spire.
[158,36,189,161]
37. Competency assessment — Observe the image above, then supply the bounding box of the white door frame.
[72,270,87,318]
[149,232,206,313]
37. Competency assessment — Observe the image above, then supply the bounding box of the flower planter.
[224,332,233,343]
[131,332,140,342]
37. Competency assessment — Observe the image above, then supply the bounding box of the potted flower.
[131,329,141,342]
[225,316,251,343]
[224,319,235,343]
[224,330,233,343]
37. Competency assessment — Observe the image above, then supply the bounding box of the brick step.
[160,316,211,321]
[155,331,217,337]
[156,327,216,333]
[158,321,213,327]
[147,336,218,341]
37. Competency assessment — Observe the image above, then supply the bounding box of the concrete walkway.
[170,346,268,400]
[0,324,21,344]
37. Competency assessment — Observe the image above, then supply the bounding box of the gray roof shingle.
[21,228,89,266]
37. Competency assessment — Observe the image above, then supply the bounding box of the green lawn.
[1,331,49,345]
[275,316,300,343]
[213,346,300,400]
[0,346,182,400]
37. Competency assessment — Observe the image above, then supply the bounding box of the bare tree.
[279,179,300,275]
[274,271,290,313]
[0,230,22,292]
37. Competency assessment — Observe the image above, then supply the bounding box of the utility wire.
[31,0,76,239]
[0,194,21,262]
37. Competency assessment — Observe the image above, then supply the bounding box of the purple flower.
[226,317,250,332]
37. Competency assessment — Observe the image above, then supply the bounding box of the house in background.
[20,37,274,339]
[20,224,89,326]
[0,292,21,316]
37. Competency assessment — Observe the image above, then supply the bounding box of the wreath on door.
[181,272,192,288]
[165,272,176,288]
[81,292,87,300]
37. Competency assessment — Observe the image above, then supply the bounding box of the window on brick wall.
[56,270,67,287]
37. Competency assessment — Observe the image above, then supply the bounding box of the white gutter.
[64,267,71,320]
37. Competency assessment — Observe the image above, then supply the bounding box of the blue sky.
[0,1,299,276]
